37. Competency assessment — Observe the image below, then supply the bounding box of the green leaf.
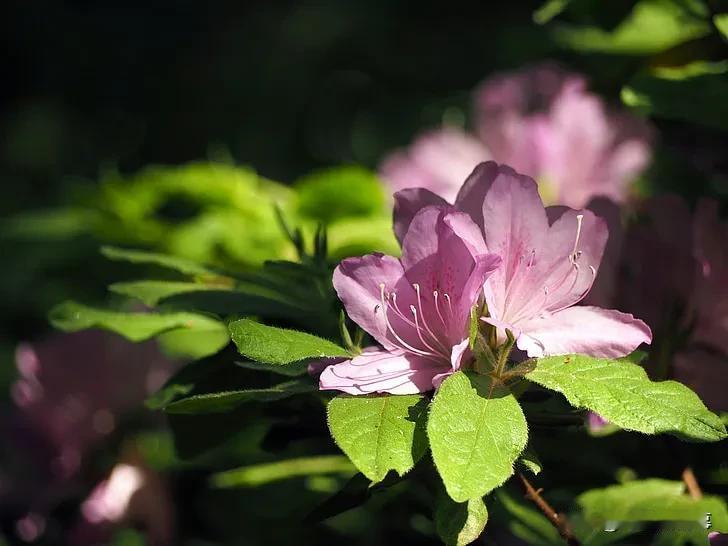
[622,63,728,131]
[435,492,489,546]
[428,372,528,502]
[578,479,728,532]
[519,447,542,476]
[327,394,428,483]
[294,166,388,223]
[552,0,710,54]
[211,455,356,488]
[525,354,727,442]
[229,318,349,365]
[49,301,228,344]
[164,377,315,414]
[325,216,400,259]
[101,245,218,276]
[109,280,233,307]
[493,489,563,546]
[533,0,572,24]
[156,326,231,359]
[235,359,309,377]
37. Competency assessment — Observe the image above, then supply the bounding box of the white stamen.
[410,305,443,355]
[570,214,584,265]
[433,291,448,326]
[413,284,447,352]
[377,283,438,358]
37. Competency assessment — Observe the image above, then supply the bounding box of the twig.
[682,467,703,499]
[517,472,581,546]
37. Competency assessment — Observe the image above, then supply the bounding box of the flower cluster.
[320,161,652,394]
[380,63,652,208]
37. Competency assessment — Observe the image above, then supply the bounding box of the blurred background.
[1,0,727,544]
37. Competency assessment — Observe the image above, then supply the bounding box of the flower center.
[502,214,597,324]
[374,283,454,362]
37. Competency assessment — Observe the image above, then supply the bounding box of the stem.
[517,473,581,546]
[682,467,703,499]
[493,330,515,378]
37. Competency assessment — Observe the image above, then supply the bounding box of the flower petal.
[332,253,407,351]
[392,188,450,245]
[453,161,500,229]
[537,208,607,312]
[516,305,652,358]
[480,168,549,321]
[319,349,445,394]
[381,128,490,204]
[401,208,499,340]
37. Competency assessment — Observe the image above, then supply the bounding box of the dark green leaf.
[164,377,315,414]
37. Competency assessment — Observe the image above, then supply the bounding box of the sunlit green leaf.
[109,280,233,307]
[435,492,489,546]
[49,300,227,344]
[294,166,388,223]
[101,245,219,276]
[327,394,428,483]
[229,318,349,365]
[622,62,728,130]
[553,0,710,54]
[211,455,356,488]
[428,372,528,502]
[578,479,728,532]
[525,354,727,441]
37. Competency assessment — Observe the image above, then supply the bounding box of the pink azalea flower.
[691,200,728,356]
[379,128,490,203]
[380,63,652,209]
[12,331,176,479]
[615,197,728,411]
[394,161,652,359]
[320,207,501,394]
[72,453,175,546]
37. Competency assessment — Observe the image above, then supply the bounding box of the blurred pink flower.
[379,128,490,203]
[72,452,175,546]
[586,412,610,433]
[395,162,651,358]
[320,207,501,394]
[12,331,176,479]
[380,63,652,209]
[691,200,728,356]
[616,197,728,411]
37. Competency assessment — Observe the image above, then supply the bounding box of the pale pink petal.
[453,161,500,230]
[450,339,471,371]
[380,128,490,203]
[392,188,450,244]
[401,208,499,340]
[480,168,549,321]
[516,306,652,358]
[538,208,607,312]
[319,350,445,394]
[332,254,408,351]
